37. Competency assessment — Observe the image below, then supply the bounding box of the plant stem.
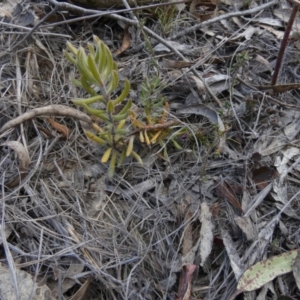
[271,2,300,85]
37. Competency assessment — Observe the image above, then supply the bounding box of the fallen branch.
[0,105,92,134]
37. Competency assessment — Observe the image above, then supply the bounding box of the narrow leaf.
[117,148,127,167]
[72,95,104,106]
[131,151,143,166]
[66,42,78,55]
[85,131,106,145]
[118,99,132,115]
[107,100,114,113]
[80,77,98,96]
[112,79,130,105]
[63,50,76,65]
[87,54,103,86]
[126,136,134,157]
[101,147,113,163]
[108,150,117,178]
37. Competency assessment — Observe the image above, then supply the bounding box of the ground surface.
[1,0,300,299]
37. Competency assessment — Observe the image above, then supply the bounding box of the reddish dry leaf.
[216,181,243,213]
[47,117,70,139]
[176,264,197,300]
[252,166,278,190]
[182,210,194,257]
[69,276,92,300]
[115,24,131,56]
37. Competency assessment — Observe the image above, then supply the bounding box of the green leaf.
[107,100,114,113]
[82,104,109,121]
[98,42,107,75]
[112,79,130,105]
[171,139,182,150]
[107,70,119,94]
[112,61,118,71]
[85,131,106,145]
[76,47,97,84]
[108,150,117,178]
[236,250,298,294]
[71,78,82,87]
[87,42,95,57]
[63,50,76,65]
[118,99,132,115]
[102,46,113,81]
[72,95,104,106]
[66,42,78,56]
[80,77,98,96]
[117,148,127,167]
[112,112,128,121]
[131,151,143,166]
[87,54,103,86]
[114,129,129,135]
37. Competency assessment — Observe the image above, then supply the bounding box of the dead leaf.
[1,141,31,188]
[177,104,225,131]
[255,54,273,73]
[234,249,299,296]
[0,263,54,300]
[69,276,92,300]
[162,59,194,69]
[252,166,278,190]
[47,117,71,139]
[115,24,131,56]
[221,229,244,280]
[273,8,300,29]
[182,210,194,257]
[234,216,258,241]
[257,24,284,39]
[216,181,243,213]
[199,201,214,266]
[176,264,197,300]
[292,250,300,290]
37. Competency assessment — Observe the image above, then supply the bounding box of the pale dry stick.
[15,55,27,150]
[0,21,71,38]
[0,105,92,134]
[121,0,138,21]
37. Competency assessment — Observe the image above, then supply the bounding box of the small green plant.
[64,36,140,177]
[154,5,177,36]
[64,36,184,177]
